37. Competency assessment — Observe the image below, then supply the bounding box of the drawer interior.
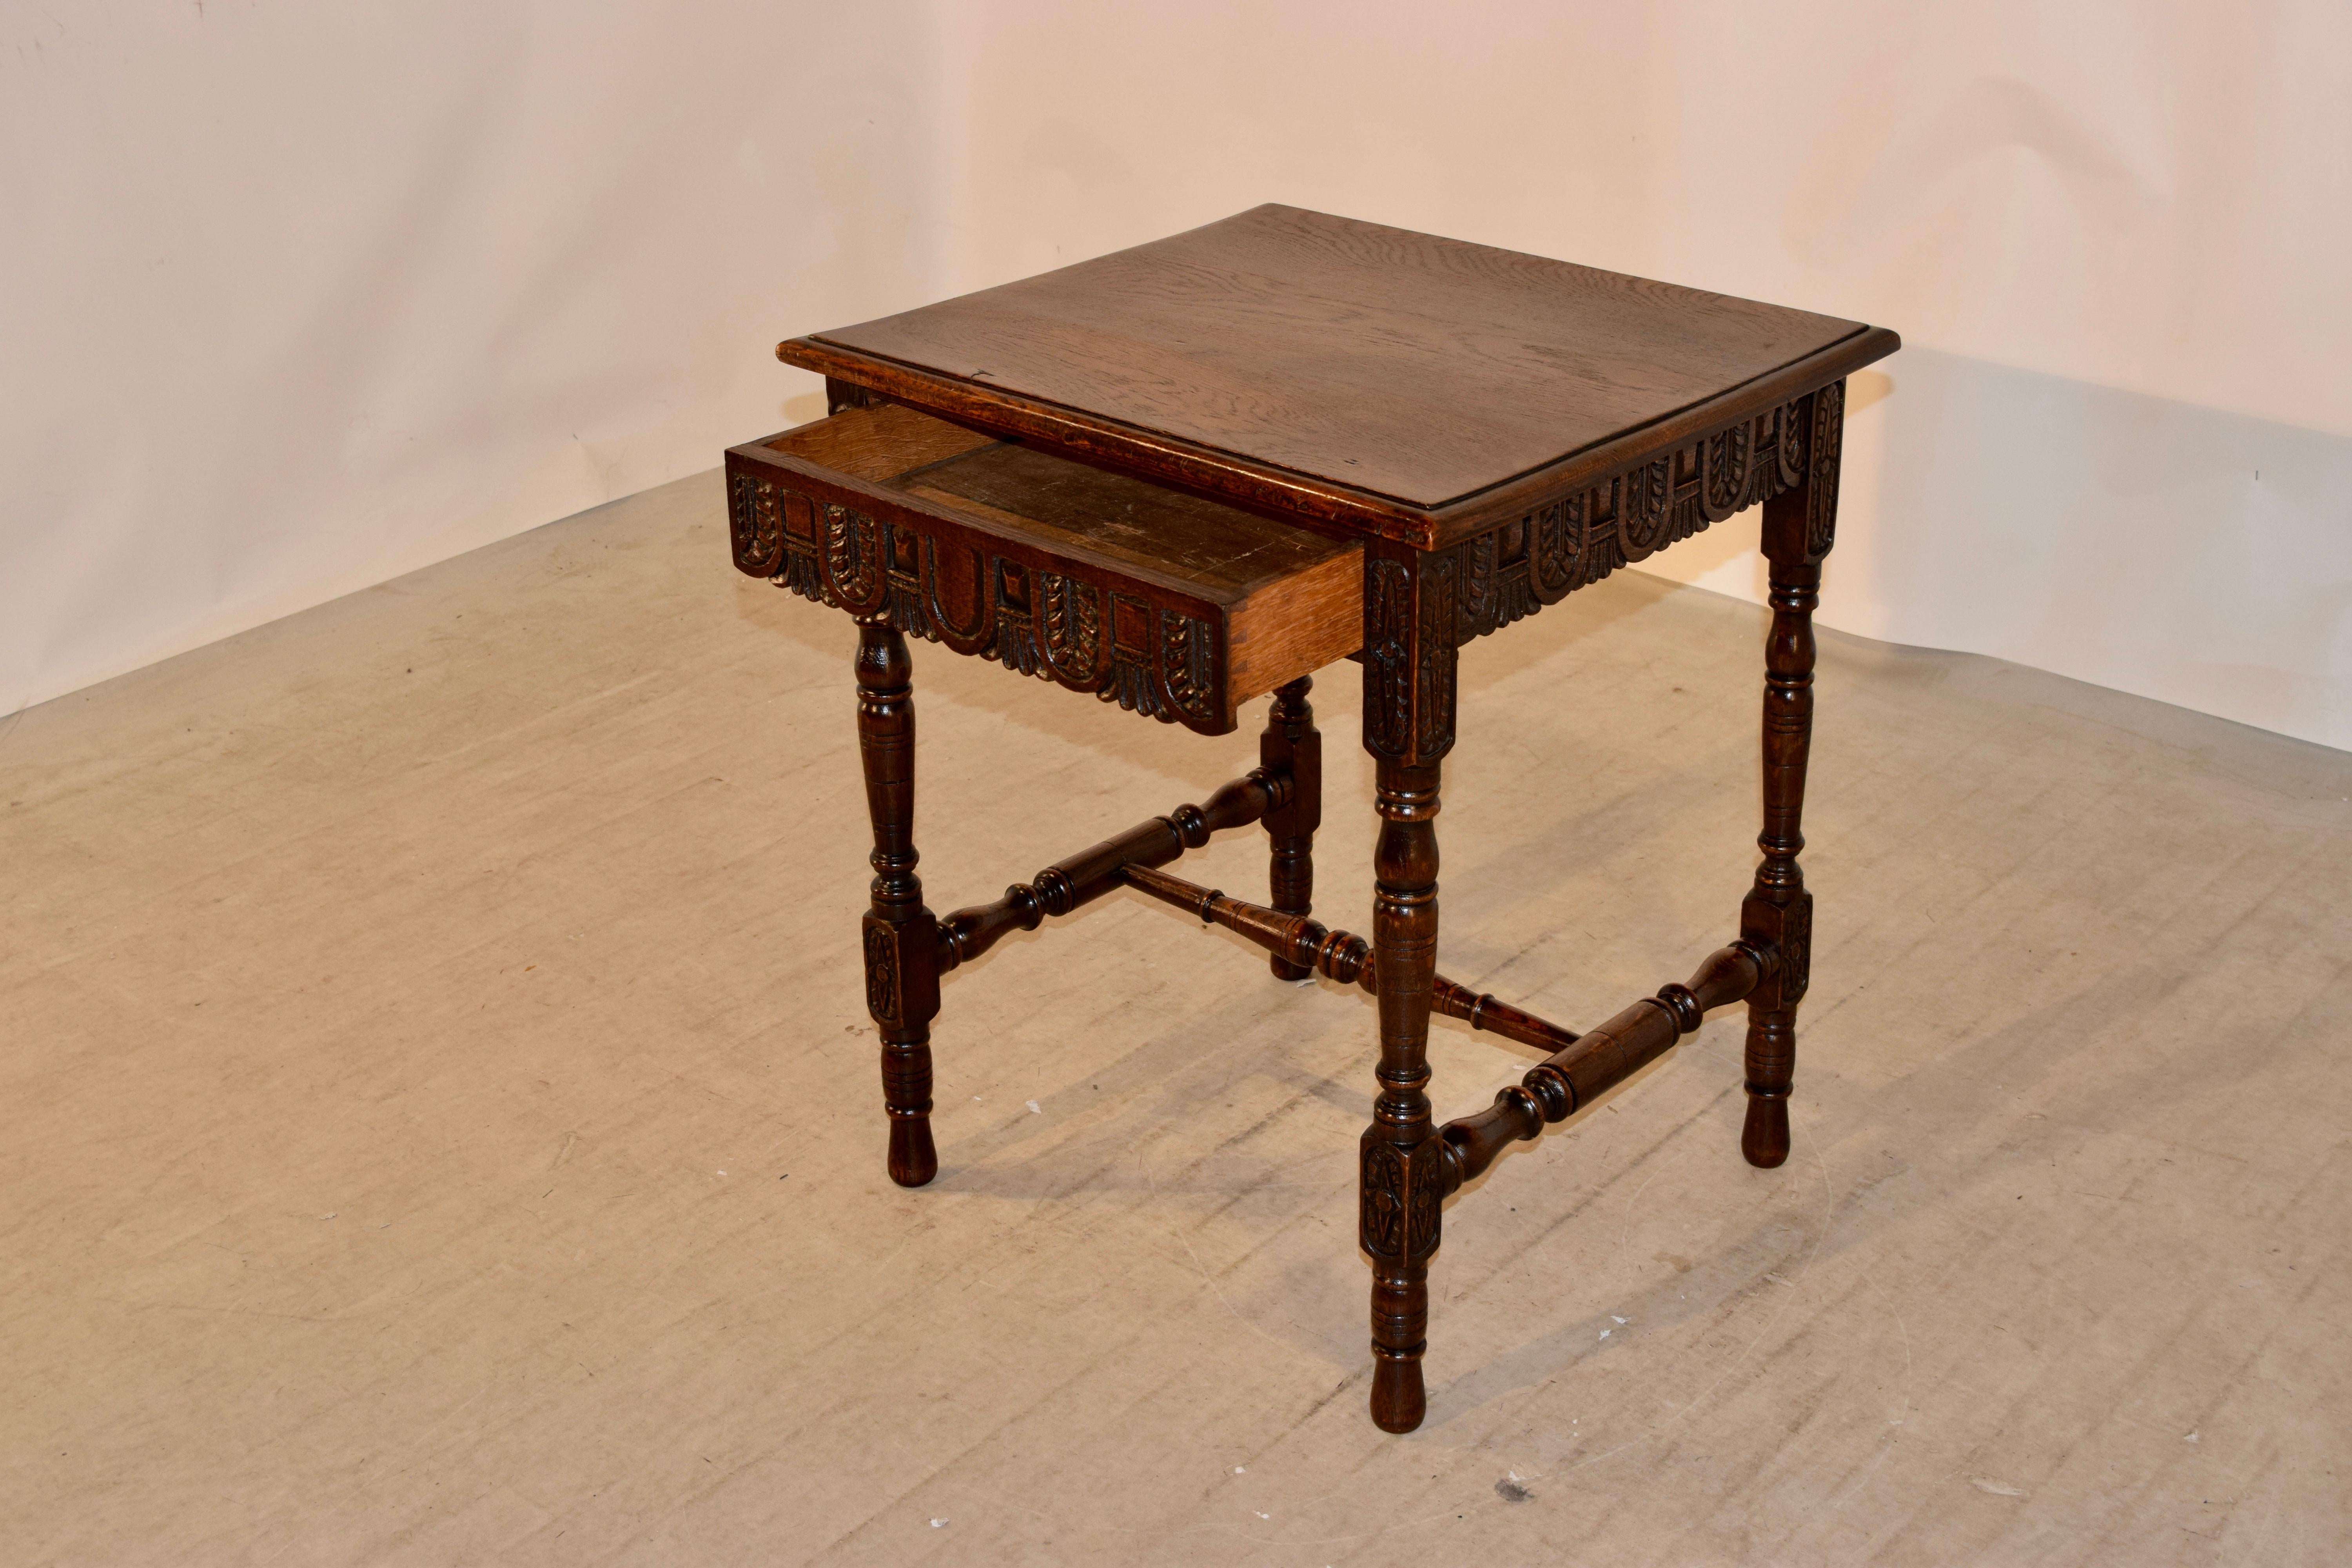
[748,405,1363,717]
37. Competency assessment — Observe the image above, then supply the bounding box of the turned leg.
[1358,545,1457,1433]
[854,617,942,1187]
[1739,383,1841,1168]
[1364,757,1444,1430]
[1259,677,1321,980]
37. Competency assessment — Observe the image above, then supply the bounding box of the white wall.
[1,0,945,717]
[9,1,2349,750]
[927,0,2352,750]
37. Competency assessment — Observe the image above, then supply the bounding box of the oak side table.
[724,205,1898,1433]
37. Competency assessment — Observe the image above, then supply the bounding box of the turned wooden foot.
[885,1063,939,1188]
[855,618,942,1187]
[1369,1257,1429,1432]
[1740,1043,1793,1169]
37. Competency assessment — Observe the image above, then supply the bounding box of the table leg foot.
[1740,1075,1792,1169]
[1369,1258,1429,1432]
[887,1101,938,1188]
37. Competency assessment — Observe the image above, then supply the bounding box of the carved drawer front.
[726,404,1363,735]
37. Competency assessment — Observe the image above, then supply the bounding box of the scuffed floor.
[4,471,2347,1565]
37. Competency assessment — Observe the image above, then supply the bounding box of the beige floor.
[5,471,2349,1568]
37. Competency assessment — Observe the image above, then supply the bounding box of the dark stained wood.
[1258,677,1320,980]
[935,770,1279,974]
[782,204,1897,546]
[854,619,941,1189]
[1436,946,1763,1192]
[896,441,1365,704]
[1738,381,1842,1169]
[824,375,890,415]
[732,210,1889,1436]
[1350,536,1459,1431]
[1118,864,1580,1056]
[729,406,1362,731]
[900,439,1343,592]
[1364,754,1447,1432]
[769,400,995,480]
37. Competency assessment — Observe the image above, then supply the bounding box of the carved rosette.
[862,921,899,1022]
[1455,394,1826,646]
[724,471,1234,736]
[1359,1135,1445,1262]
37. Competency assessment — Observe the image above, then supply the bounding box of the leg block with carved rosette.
[854,619,943,1187]
[1739,381,1842,1169]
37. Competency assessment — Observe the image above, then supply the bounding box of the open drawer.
[725,404,1364,735]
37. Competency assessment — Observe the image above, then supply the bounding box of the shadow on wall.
[1645,347,2352,752]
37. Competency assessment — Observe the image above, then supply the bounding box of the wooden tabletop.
[782,205,1897,548]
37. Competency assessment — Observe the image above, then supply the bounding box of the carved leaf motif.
[992,610,1041,675]
[1364,559,1414,759]
[1450,393,1827,649]
[824,505,884,604]
[1807,381,1844,559]
[1620,459,1672,554]
[1781,895,1813,1005]
[1406,1140,1443,1258]
[1705,423,1751,515]
[1777,397,1807,482]
[1361,1142,1406,1258]
[1414,552,1458,759]
[887,572,931,642]
[1460,531,1497,636]
[1107,648,1162,720]
[781,537,825,603]
[1158,610,1217,722]
[1532,496,1584,599]
[988,564,1040,674]
[730,474,784,577]
[1490,559,1541,632]
[863,924,899,1022]
[1039,572,1104,682]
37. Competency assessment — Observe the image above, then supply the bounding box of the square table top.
[780,205,1896,549]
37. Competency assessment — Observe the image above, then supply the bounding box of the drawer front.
[726,439,1237,735]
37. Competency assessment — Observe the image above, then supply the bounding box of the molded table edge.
[777,327,1901,550]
